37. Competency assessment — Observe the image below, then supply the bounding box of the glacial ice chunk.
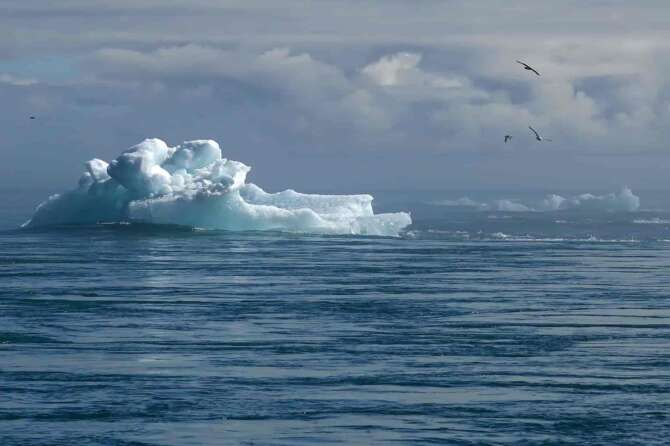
[434,187,640,213]
[107,138,173,196]
[24,138,411,236]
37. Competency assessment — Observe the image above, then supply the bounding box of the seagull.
[29,116,36,120]
[504,135,512,143]
[516,60,540,76]
[529,126,551,142]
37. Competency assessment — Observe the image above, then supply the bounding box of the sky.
[2,0,670,194]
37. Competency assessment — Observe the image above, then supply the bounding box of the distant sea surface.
[2,189,670,445]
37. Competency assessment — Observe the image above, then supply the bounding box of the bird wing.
[529,126,540,138]
[517,60,540,75]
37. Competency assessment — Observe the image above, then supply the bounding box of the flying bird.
[504,135,512,143]
[529,126,551,142]
[29,116,36,120]
[516,60,540,76]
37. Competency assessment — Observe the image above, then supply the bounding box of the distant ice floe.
[433,187,640,212]
[24,138,411,236]
[633,217,670,224]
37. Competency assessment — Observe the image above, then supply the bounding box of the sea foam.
[24,138,411,236]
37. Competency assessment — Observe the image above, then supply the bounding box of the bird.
[504,135,512,143]
[516,60,540,76]
[29,116,36,120]
[529,126,551,142]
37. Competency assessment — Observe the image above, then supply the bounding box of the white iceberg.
[25,138,411,236]
[433,187,640,213]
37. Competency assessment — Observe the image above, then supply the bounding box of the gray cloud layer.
[2,1,670,192]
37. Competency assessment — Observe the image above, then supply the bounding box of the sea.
[1,189,669,445]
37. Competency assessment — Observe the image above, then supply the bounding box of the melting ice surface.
[24,139,411,236]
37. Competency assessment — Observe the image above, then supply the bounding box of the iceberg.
[24,139,411,236]
[433,187,640,213]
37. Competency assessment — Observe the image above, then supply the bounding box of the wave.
[403,230,644,243]
[433,187,640,213]
[24,138,411,236]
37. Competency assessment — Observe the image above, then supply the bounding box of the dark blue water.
[2,191,670,445]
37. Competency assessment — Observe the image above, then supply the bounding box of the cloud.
[45,40,670,157]
[81,46,511,150]
[89,45,384,134]
[3,1,670,191]
[362,52,461,89]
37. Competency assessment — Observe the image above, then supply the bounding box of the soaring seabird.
[516,60,540,76]
[529,126,551,142]
[504,135,512,143]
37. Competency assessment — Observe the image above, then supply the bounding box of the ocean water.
[2,190,670,445]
